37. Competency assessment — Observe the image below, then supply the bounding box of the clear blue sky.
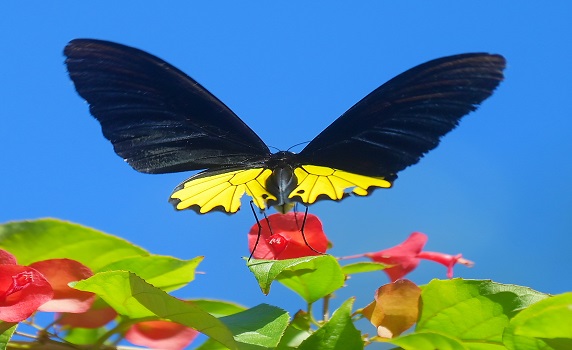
[2,2,571,347]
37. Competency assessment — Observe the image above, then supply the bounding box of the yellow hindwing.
[170,168,275,213]
[290,165,392,204]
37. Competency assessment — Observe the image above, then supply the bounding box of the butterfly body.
[263,151,299,214]
[64,39,505,214]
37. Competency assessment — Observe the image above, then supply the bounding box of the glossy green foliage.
[298,298,363,350]
[387,279,552,349]
[1,219,570,350]
[247,256,345,303]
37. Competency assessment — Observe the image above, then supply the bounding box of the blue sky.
[1,2,571,347]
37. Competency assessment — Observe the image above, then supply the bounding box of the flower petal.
[0,250,17,265]
[417,251,474,278]
[365,232,427,281]
[125,320,199,350]
[248,212,329,260]
[0,265,53,322]
[30,259,95,313]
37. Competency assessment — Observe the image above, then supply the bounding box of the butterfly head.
[273,202,296,214]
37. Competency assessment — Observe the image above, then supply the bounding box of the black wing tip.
[439,52,506,64]
[64,39,152,65]
[64,38,102,58]
[418,52,507,80]
[65,38,124,53]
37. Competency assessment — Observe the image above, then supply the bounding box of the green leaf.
[341,261,388,275]
[504,292,572,350]
[189,299,247,318]
[247,256,345,303]
[276,311,313,350]
[195,338,228,350]
[418,279,548,348]
[389,331,468,350]
[511,292,572,338]
[0,219,148,270]
[73,271,237,350]
[197,304,290,350]
[99,255,203,291]
[0,323,17,350]
[298,298,363,350]
[219,304,290,349]
[64,327,108,345]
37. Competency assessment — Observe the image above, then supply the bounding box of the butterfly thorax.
[265,151,300,213]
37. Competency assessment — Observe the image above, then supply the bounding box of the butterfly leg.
[297,206,325,255]
[248,201,263,261]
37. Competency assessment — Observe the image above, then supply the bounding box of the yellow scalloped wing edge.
[170,168,275,213]
[289,165,392,204]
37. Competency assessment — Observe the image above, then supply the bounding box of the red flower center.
[266,234,289,255]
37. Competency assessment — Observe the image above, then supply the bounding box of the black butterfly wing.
[64,39,271,174]
[298,53,506,179]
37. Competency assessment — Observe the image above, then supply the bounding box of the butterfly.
[64,39,505,215]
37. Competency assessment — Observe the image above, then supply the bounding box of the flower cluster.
[2,213,475,349]
[0,249,93,322]
[248,215,473,281]
[246,213,475,340]
[0,249,198,350]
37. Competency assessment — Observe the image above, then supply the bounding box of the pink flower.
[125,320,199,350]
[0,250,53,322]
[248,212,329,260]
[364,232,473,281]
[364,232,427,282]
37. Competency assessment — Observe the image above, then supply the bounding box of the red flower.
[248,212,329,260]
[0,250,53,322]
[364,232,473,281]
[125,320,199,350]
[30,259,95,313]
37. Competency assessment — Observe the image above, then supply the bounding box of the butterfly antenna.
[297,206,325,255]
[287,141,310,152]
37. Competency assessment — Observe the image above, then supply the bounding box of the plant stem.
[337,253,367,260]
[322,294,331,322]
